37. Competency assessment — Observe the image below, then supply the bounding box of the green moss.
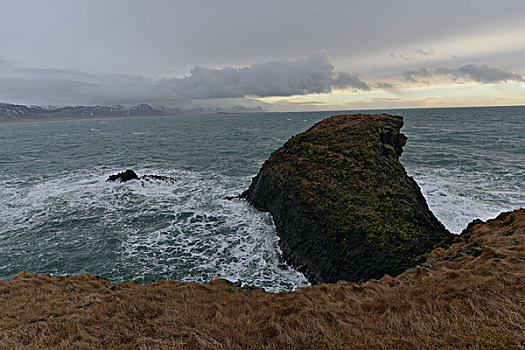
[255,113,449,261]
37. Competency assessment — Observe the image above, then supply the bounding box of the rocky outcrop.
[242,113,455,284]
[107,169,175,184]
[107,169,140,183]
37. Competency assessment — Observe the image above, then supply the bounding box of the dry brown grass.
[1,209,524,349]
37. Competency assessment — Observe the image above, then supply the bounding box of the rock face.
[242,114,455,284]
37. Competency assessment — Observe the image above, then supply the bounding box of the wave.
[0,168,309,291]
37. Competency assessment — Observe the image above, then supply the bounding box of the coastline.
[0,111,266,124]
[0,114,183,124]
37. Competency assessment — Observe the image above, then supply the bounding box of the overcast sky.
[1,0,524,110]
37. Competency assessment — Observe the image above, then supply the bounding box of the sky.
[1,0,524,111]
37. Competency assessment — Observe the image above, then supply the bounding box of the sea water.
[0,106,523,291]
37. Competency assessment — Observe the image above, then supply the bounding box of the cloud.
[416,48,435,56]
[375,82,394,89]
[332,72,370,91]
[401,64,524,84]
[165,52,370,99]
[401,67,432,82]
[438,64,524,83]
[389,48,434,62]
[0,53,369,106]
[389,53,413,61]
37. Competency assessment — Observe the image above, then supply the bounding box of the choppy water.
[0,106,523,291]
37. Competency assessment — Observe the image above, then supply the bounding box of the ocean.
[0,106,523,291]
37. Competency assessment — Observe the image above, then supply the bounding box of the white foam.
[0,168,309,291]
[411,168,524,233]
[1,161,521,289]
[117,169,309,291]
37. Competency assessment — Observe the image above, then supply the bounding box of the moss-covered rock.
[242,114,455,284]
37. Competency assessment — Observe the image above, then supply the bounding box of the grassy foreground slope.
[1,209,524,349]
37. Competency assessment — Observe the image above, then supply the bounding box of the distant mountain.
[0,103,264,122]
[0,103,46,119]
[128,104,161,116]
[0,103,129,121]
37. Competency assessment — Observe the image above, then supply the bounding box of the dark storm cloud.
[401,64,524,84]
[169,52,369,99]
[0,53,369,106]
[332,72,370,91]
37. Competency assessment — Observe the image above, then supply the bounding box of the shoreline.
[0,111,267,125]
[0,114,185,124]
[2,104,525,124]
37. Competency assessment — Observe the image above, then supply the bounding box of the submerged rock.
[106,169,140,183]
[242,113,455,284]
[141,174,176,184]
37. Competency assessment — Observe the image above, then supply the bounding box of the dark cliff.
[242,113,455,284]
